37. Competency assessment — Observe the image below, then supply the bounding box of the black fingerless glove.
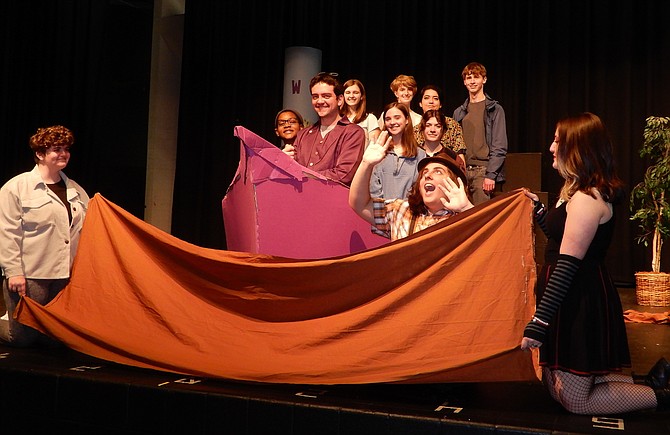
[524,254,581,342]
[533,200,550,238]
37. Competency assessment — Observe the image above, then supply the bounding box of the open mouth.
[424,183,435,192]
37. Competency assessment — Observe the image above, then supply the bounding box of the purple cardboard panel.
[222,127,387,258]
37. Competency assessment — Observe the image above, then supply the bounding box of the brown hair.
[406,155,466,215]
[381,102,420,158]
[555,112,624,203]
[419,109,445,132]
[461,62,487,80]
[342,79,369,124]
[29,125,74,163]
[310,72,343,96]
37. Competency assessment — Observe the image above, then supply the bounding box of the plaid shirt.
[372,198,454,241]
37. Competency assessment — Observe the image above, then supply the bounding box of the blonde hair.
[390,74,417,93]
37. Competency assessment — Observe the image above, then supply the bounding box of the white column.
[282,46,322,127]
[144,0,184,232]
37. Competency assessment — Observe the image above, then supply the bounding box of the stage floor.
[1,287,669,434]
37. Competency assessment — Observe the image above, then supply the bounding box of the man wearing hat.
[349,131,474,241]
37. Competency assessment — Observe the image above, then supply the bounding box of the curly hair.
[29,125,74,162]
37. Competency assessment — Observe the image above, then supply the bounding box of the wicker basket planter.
[635,272,670,306]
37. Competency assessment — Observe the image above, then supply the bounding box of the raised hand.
[438,176,473,213]
[362,130,392,166]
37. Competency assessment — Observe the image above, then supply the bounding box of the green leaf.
[630,116,670,267]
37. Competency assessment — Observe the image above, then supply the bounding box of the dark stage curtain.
[2,1,669,285]
[0,0,153,218]
[174,0,670,285]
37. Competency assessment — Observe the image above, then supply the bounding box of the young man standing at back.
[453,62,508,205]
[283,72,365,186]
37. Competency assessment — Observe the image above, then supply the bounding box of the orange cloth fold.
[16,191,539,384]
[624,309,670,324]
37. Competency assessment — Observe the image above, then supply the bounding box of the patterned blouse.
[414,116,467,155]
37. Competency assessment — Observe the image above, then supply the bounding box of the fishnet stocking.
[543,368,657,415]
[595,373,633,384]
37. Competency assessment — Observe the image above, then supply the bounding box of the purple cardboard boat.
[222,127,388,258]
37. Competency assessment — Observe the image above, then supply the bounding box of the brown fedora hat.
[417,154,467,186]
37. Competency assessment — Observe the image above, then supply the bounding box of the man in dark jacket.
[453,62,508,205]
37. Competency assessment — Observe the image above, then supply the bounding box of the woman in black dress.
[521,112,669,414]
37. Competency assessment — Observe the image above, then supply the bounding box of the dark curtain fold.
[174,0,670,284]
[0,0,152,218]
[2,1,669,285]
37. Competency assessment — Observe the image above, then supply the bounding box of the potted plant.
[630,116,670,306]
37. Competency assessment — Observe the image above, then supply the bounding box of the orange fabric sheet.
[624,309,670,324]
[16,191,539,384]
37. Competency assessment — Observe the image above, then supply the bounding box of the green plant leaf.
[630,116,670,271]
